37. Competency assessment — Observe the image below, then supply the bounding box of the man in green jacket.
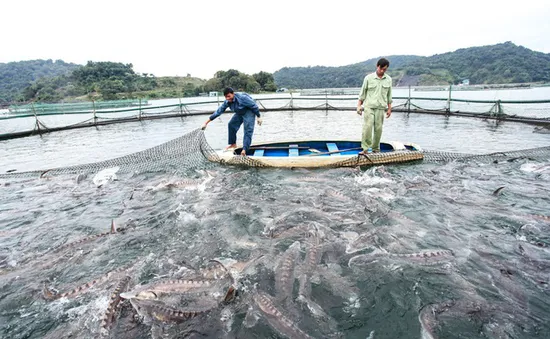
[357,58,392,154]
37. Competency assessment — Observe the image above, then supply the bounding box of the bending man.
[202,87,262,156]
[357,58,392,154]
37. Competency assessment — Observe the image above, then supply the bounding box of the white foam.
[520,163,550,173]
[220,307,234,333]
[197,173,214,192]
[92,167,119,187]
[233,240,258,249]
[516,235,528,241]
[177,211,197,223]
[354,174,394,186]
[363,187,396,202]
[342,294,361,316]
[339,231,359,241]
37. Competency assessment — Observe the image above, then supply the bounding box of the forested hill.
[0,60,273,103]
[273,55,420,89]
[2,42,549,103]
[401,42,550,85]
[273,42,550,88]
[0,59,79,102]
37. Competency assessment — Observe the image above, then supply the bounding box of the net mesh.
[1,129,550,179]
[217,151,425,168]
[2,95,549,141]
[422,146,550,162]
[0,129,220,178]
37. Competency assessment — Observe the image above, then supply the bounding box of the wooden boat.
[212,140,423,168]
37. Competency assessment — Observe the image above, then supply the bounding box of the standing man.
[357,58,392,154]
[202,87,262,156]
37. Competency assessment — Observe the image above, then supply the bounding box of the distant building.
[462,79,470,86]
[209,91,219,97]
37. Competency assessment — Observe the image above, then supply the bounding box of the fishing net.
[422,146,550,163]
[460,146,550,162]
[0,129,220,178]
[1,129,550,179]
[3,96,549,142]
[218,146,550,168]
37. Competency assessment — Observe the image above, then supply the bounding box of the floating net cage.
[1,94,549,140]
[1,92,550,177]
[1,129,549,179]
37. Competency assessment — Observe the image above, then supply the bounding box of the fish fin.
[42,283,57,300]
[492,186,505,196]
[223,286,237,303]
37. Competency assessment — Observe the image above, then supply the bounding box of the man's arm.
[386,83,393,118]
[241,94,261,117]
[357,76,368,114]
[202,100,229,129]
[210,100,230,120]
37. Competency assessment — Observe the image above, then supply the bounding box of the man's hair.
[377,58,390,68]
[223,87,234,96]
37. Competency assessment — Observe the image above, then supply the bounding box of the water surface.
[0,110,549,339]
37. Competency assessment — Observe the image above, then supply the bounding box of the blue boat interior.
[234,141,419,157]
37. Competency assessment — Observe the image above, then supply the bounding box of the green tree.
[161,78,177,87]
[98,79,127,100]
[0,59,78,102]
[264,81,278,92]
[182,82,196,97]
[245,79,261,93]
[206,69,270,93]
[253,71,276,91]
[204,78,222,92]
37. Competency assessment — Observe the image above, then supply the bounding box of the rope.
[2,96,550,140]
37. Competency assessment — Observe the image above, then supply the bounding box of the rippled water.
[1,111,550,339]
[1,110,549,173]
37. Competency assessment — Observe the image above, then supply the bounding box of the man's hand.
[386,109,392,118]
[201,119,211,130]
[257,117,262,126]
[356,106,363,116]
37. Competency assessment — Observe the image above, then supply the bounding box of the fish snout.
[119,291,135,300]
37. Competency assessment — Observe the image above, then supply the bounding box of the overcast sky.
[1,0,549,79]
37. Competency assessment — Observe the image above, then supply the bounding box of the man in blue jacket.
[202,87,262,156]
